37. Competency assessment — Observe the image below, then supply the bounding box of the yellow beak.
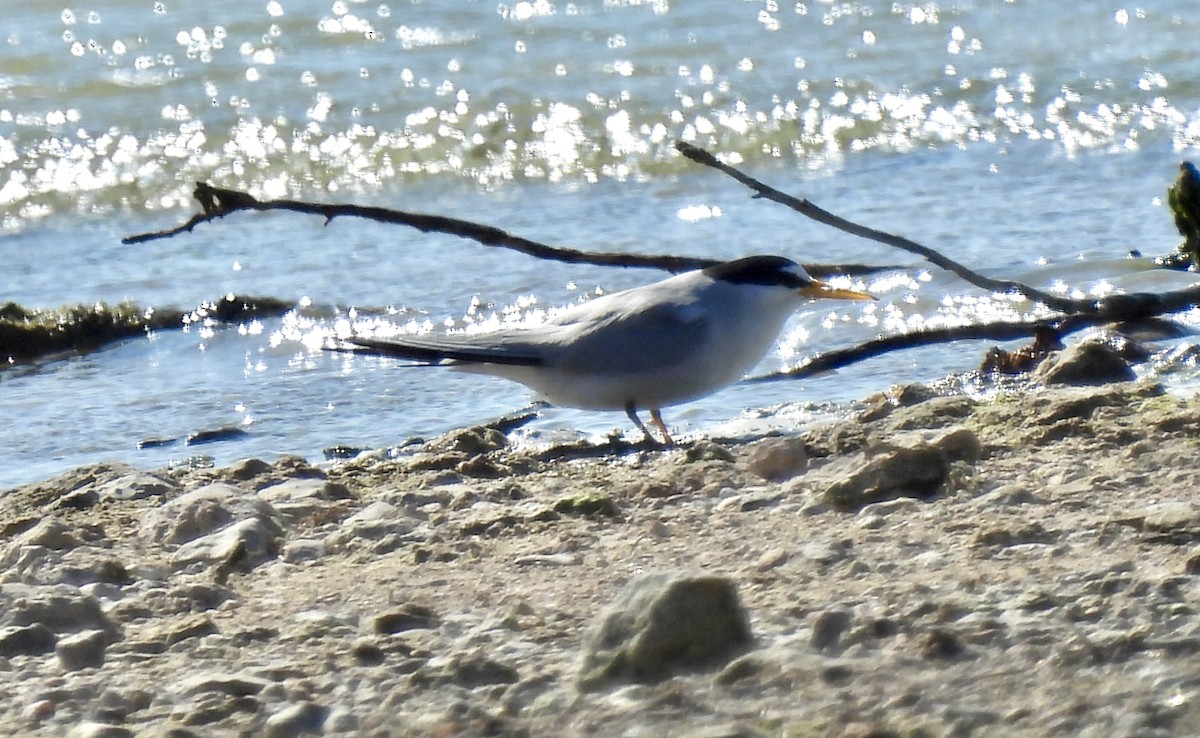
[801,281,876,301]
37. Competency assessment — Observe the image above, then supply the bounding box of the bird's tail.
[325,336,544,367]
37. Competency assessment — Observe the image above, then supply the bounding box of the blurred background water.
[2,0,1199,487]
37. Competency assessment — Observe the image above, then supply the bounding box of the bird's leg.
[650,408,675,447]
[624,403,660,447]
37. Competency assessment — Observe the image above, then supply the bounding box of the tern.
[337,255,873,445]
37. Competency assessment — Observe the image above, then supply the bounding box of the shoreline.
[2,376,1200,736]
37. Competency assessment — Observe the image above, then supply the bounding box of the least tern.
[338,255,873,444]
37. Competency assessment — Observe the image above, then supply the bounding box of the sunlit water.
[3,1,1200,487]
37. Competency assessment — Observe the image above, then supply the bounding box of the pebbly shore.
[2,341,1200,737]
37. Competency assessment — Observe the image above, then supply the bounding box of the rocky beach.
[2,339,1200,737]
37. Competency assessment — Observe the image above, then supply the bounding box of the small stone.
[323,708,359,733]
[68,722,134,738]
[141,483,279,545]
[325,501,416,549]
[6,518,81,555]
[931,426,982,464]
[228,457,273,481]
[170,517,282,570]
[282,539,326,564]
[1185,550,1200,575]
[921,627,967,660]
[743,437,808,481]
[714,652,766,686]
[351,638,386,665]
[513,552,579,567]
[0,623,57,657]
[263,701,329,738]
[753,547,789,572]
[179,695,260,727]
[1143,502,1200,535]
[164,615,219,646]
[22,699,55,724]
[810,608,852,652]
[578,572,752,689]
[180,672,271,697]
[373,604,439,634]
[56,629,109,670]
[824,442,950,512]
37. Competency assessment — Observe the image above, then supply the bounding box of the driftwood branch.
[674,141,1087,313]
[123,182,892,279]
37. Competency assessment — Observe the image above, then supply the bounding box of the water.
[3,1,1200,488]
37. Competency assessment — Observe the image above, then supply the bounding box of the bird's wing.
[332,333,545,367]
[545,297,712,375]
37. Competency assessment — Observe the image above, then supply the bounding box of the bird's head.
[702,255,875,301]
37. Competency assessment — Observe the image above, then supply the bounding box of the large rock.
[139,483,284,570]
[822,437,954,512]
[257,478,350,525]
[0,582,118,636]
[263,701,329,738]
[324,501,417,551]
[0,623,57,657]
[56,628,110,670]
[171,517,283,570]
[1034,339,1136,386]
[578,572,753,689]
[3,545,130,587]
[140,483,279,545]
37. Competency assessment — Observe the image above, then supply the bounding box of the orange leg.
[650,408,675,447]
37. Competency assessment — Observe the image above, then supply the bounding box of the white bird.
[338,255,874,445]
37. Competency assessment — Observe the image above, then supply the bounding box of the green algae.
[0,294,292,365]
[552,492,619,517]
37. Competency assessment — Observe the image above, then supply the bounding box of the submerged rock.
[578,572,753,689]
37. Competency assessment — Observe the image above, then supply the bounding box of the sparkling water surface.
[3,1,1199,487]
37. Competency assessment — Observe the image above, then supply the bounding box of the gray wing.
[544,299,712,375]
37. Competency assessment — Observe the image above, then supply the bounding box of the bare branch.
[123,182,895,279]
[674,141,1089,313]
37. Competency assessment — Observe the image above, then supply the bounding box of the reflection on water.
[4,2,1199,229]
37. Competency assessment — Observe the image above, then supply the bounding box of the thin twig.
[123,182,894,279]
[674,141,1086,313]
